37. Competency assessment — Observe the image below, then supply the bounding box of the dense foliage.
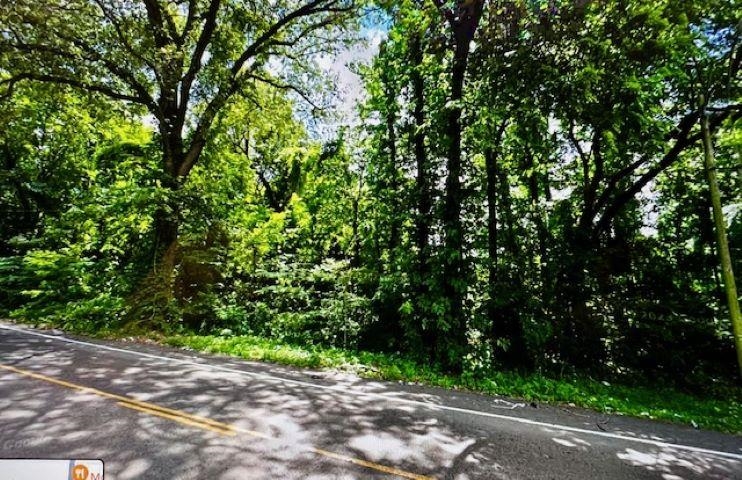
[1,0,740,398]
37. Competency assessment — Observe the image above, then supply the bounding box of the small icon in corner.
[71,464,89,480]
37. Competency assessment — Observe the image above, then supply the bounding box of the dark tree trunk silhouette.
[409,32,436,357]
[435,0,485,370]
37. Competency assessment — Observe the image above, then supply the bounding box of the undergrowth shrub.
[232,255,374,348]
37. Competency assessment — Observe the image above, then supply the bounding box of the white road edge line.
[1,323,741,461]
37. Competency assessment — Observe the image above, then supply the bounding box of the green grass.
[162,334,742,435]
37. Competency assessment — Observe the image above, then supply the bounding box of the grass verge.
[162,334,742,435]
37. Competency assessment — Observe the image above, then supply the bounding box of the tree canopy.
[1,0,741,394]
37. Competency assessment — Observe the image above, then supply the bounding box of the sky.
[140,16,389,140]
[311,23,388,138]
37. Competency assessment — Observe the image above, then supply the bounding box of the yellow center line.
[116,402,235,436]
[0,363,233,432]
[0,363,435,480]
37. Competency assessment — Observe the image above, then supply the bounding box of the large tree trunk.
[153,206,179,266]
[131,140,185,326]
[440,40,469,369]
[412,54,429,277]
[410,33,436,358]
[436,0,485,370]
[127,190,181,327]
[154,144,184,266]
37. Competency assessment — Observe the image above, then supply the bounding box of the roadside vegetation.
[10,322,742,434]
[163,334,742,434]
[1,1,740,437]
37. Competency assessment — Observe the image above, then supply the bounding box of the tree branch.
[594,106,741,236]
[142,0,171,48]
[92,0,162,85]
[179,0,221,121]
[247,73,321,111]
[176,0,353,179]
[230,0,351,81]
[178,0,200,44]
[0,73,146,104]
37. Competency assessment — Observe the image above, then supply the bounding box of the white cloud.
[313,26,387,138]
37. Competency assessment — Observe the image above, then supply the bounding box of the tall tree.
[0,0,356,261]
[409,25,436,352]
[433,0,485,368]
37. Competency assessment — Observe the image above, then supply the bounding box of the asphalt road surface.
[0,322,740,480]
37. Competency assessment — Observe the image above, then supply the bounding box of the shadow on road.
[0,332,739,479]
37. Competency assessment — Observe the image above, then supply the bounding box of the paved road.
[0,322,740,480]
